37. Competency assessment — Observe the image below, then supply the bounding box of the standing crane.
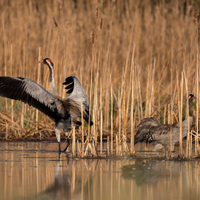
[134,94,195,151]
[0,58,93,154]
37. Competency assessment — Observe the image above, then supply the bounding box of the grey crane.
[134,94,195,151]
[0,58,93,153]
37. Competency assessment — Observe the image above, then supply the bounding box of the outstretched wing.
[0,76,59,121]
[63,76,93,125]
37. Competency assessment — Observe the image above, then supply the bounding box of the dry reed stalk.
[133,109,137,154]
[123,40,133,150]
[150,60,156,116]
[107,136,109,156]
[100,78,103,156]
[169,52,173,158]
[100,11,110,126]
[145,65,149,118]
[88,53,93,145]
[2,13,8,111]
[10,44,14,129]
[184,69,191,158]
[116,134,119,156]
[92,67,99,154]
[167,104,171,157]
[118,90,122,155]
[10,43,13,75]
[105,61,110,128]
[77,139,80,156]
[122,92,125,152]
[5,123,8,140]
[139,83,144,120]
[164,104,166,124]
[177,73,180,152]
[110,75,113,155]
[118,59,130,154]
[23,43,28,136]
[96,55,101,130]
[21,104,24,130]
[36,47,41,133]
[179,72,183,155]
[62,56,67,99]
[72,124,76,158]
[59,73,62,97]
[125,75,131,134]
[117,46,129,153]
[196,14,199,156]
[130,47,135,154]
[80,67,84,157]
[135,68,141,122]
[11,100,13,125]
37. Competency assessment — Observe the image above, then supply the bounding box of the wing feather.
[63,76,93,125]
[135,117,160,144]
[0,76,59,121]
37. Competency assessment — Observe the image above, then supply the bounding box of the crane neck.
[188,99,193,117]
[48,65,58,95]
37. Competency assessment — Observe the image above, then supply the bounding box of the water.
[0,141,200,200]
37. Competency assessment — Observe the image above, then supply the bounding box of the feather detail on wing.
[135,117,180,144]
[63,76,93,125]
[0,76,59,121]
[135,117,159,144]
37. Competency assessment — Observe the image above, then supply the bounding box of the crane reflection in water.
[37,160,82,200]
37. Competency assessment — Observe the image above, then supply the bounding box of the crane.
[134,94,195,151]
[0,58,93,154]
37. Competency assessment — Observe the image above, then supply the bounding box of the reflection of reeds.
[2,145,200,200]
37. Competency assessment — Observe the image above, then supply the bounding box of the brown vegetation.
[0,0,199,157]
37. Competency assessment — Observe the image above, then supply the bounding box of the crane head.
[43,58,54,68]
[37,58,54,69]
[188,94,195,101]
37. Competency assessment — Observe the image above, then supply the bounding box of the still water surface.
[0,141,200,200]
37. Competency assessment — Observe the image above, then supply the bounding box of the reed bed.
[0,0,200,157]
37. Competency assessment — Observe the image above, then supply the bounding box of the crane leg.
[62,130,70,152]
[62,138,70,152]
[55,124,62,154]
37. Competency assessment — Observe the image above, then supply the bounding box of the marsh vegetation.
[0,0,199,157]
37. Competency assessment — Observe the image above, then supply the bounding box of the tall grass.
[0,0,199,157]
